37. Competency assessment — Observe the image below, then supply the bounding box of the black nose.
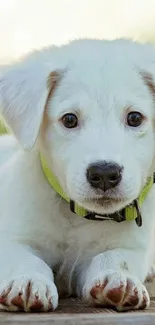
[86,162,122,192]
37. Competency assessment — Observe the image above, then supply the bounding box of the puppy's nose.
[86,162,122,191]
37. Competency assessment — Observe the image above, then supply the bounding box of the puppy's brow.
[47,71,61,91]
[141,71,155,100]
[41,71,62,134]
[45,71,62,111]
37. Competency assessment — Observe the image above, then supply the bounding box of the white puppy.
[0,39,155,312]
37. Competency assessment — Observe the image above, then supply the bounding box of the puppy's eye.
[61,113,78,128]
[126,111,143,127]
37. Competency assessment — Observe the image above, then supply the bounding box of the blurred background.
[0,0,155,65]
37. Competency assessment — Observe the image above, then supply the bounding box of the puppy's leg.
[0,242,58,312]
[78,249,150,311]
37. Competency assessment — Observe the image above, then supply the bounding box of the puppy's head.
[1,39,155,215]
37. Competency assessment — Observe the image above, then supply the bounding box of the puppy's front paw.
[0,274,58,312]
[83,270,150,311]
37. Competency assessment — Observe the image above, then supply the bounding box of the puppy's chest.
[60,202,122,255]
[65,216,126,257]
[55,217,133,295]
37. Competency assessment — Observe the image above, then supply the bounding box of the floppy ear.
[0,52,61,150]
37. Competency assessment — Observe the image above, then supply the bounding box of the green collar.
[40,154,154,227]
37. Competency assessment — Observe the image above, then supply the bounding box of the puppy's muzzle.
[86,161,123,191]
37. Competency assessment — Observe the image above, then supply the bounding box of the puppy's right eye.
[126,111,144,127]
[61,113,78,128]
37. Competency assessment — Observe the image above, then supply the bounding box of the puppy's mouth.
[89,198,122,207]
[86,196,124,204]
[70,195,123,216]
[79,195,129,216]
[86,196,123,206]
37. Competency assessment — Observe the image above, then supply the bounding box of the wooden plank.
[0,299,155,325]
[0,312,155,325]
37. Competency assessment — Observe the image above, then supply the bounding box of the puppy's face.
[1,39,155,215]
[43,42,155,214]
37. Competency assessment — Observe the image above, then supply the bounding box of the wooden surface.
[0,298,155,325]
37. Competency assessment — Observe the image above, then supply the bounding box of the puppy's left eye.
[126,111,144,127]
[61,113,78,128]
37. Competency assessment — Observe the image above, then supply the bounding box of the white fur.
[0,39,155,311]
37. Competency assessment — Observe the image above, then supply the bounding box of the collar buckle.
[134,199,142,227]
